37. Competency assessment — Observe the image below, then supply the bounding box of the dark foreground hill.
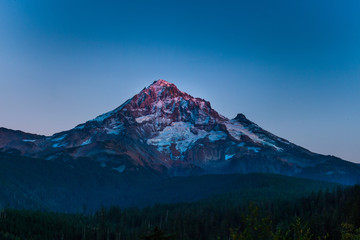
[0,150,337,212]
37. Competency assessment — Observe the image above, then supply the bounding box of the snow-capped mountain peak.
[88,80,223,128]
[50,80,285,157]
[1,79,360,185]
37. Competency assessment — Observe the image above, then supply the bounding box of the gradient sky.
[0,0,359,162]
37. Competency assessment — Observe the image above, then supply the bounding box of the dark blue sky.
[0,0,359,162]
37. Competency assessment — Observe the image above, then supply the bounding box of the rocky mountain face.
[1,79,360,185]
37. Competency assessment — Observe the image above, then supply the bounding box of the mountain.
[1,79,360,185]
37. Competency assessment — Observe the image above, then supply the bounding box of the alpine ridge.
[1,79,360,186]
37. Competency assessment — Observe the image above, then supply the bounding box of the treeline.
[1,185,360,240]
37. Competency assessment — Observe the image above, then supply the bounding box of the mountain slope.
[1,79,360,186]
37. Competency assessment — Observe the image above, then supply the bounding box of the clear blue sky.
[0,0,359,162]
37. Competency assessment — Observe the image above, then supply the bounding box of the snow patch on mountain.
[237,142,245,147]
[52,142,68,148]
[225,121,282,151]
[105,128,123,135]
[81,138,92,146]
[74,124,85,130]
[147,122,208,153]
[147,121,232,154]
[225,121,260,141]
[52,134,67,142]
[248,147,260,153]
[225,154,235,160]
[136,114,156,123]
[207,131,227,142]
[105,121,124,135]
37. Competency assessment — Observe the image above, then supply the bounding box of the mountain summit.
[1,79,360,184]
[90,79,222,128]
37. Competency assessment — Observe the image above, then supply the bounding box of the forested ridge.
[1,184,360,240]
